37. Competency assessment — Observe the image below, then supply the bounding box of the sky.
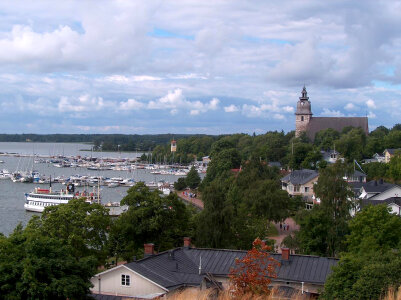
[0,1,401,135]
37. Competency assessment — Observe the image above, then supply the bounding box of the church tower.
[295,86,313,137]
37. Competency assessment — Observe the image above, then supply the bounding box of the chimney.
[144,243,154,257]
[281,248,290,260]
[379,178,384,184]
[183,237,191,248]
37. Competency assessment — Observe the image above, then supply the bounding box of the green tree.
[108,183,194,261]
[363,162,389,180]
[0,224,98,299]
[27,199,111,265]
[335,128,367,161]
[314,128,340,150]
[186,166,201,189]
[387,151,401,182]
[296,162,353,257]
[322,205,401,300]
[174,177,187,190]
[195,174,235,248]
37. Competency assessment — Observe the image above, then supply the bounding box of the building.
[383,148,400,163]
[170,140,177,153]
[282,169,366,209]
[90,238,338,299]
[281,169,319,208]
[354,180,401,216]
[295,87,369,140]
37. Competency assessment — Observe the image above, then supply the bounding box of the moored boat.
[24,184,99,213]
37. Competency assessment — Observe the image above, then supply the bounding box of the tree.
[387,151,401,182]
[0,224,97,299]
[322,205,401,300]
[296,162,353,257]
[27,198,111,265]
[229,238,280,297]
[174,177,187,190]
[244,180,292,222]
[313,162,354,256]
[186,166,201,189]
[195,174,235,248]
[108,183,194,261]
[335,128,366,161]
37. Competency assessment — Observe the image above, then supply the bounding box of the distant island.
[0,133,215,152]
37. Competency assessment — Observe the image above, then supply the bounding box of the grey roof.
[361,197,401,208]
[91,295,134,300]
[123,247,338,290]
[281,169,319,185]
[269,161,282,168]
[384,148,401,155]
[361,180,394,193]
[306,117,368,141]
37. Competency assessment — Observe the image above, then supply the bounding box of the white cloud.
[104,75,162,83]
[224,105,239,112]
[240,100,295,118]
[148,89,219,114]
[273,114,285,120]
[368,111,376,118]
[320,108,345,117]
[58,94,111,112]
[344,103,356,111]
[119,98,144,110]
[366,99,376,109]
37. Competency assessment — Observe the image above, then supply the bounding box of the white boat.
[24,185,99,213]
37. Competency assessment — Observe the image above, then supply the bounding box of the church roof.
[306,117,368,141]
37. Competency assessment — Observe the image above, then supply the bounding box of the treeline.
[0,133,214,152]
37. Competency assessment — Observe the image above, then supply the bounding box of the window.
[294,185,300,192]
[121,274,130,286]
[304,186,310,193]
[301,116,304,121]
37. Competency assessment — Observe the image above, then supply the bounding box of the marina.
[0,142,205,236]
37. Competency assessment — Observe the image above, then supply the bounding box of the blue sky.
[0,1,401,134]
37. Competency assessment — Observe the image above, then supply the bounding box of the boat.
[24,184,99,213]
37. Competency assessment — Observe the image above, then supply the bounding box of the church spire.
[300,85,309,101]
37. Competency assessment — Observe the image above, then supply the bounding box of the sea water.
[0,142,184,236]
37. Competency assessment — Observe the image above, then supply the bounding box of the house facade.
[281,169,319,208]
[383,148,401,163]
[354,180,401,216]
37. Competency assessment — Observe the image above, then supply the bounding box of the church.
[295,87,369,141]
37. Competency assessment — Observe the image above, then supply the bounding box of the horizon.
[0,1,401,134]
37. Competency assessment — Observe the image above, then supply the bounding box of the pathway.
[178,190,204,209]
[268,217,299,253]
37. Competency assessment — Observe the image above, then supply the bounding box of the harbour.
[0,142,201,236]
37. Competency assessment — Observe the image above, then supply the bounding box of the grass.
[166,286,401,300]
[266,222,279,237]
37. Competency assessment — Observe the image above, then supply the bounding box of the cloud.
[344,103,357,111]
[58,94,111,112]
[224,105,239,112]
[104,75,162,83]
[366,99,376,109]
[0,1,400,133]
[119,98,144,110]
[320,108,345,117]
[148,89,219,114]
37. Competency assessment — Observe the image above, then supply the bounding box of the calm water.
[0,142,183,236]
[0,142,141,158]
